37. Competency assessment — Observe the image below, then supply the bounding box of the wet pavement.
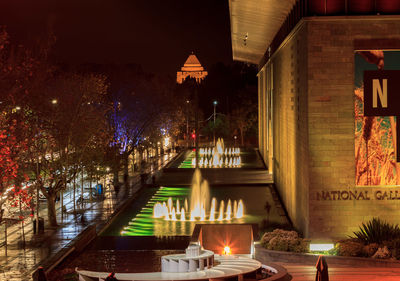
[0,153,176,281]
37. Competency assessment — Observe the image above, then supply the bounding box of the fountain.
[152,169,245,223]
[180,138,241,168]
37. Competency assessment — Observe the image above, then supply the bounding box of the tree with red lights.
[0,27,37,225]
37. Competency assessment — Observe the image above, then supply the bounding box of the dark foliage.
[353,217,400,244]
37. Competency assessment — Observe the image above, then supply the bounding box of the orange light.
[223,246,231,255]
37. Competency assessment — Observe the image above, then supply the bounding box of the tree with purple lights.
[109,70,184,185]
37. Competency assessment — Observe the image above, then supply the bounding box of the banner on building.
[355,51,400,186]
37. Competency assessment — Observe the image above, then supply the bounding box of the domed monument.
[177,52,208,84]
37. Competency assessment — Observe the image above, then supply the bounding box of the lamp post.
[213,101,218,146]
[186,100,190,148]
[33,109,40,234]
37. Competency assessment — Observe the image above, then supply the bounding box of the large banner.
[355,51,400,186]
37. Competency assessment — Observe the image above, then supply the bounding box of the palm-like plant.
[353,217,400,244]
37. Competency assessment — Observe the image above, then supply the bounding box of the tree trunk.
[19,197,25,248]
[240,126,244,146]
[123,153,129,187]
[113,168,119,187]
[47,194,58,226]
[89,172,92,201]
[73,173,76,212]
[81,167,84,209]
[0,208,3,224]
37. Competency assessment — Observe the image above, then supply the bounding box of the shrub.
[336,240,364,257]
[362,243,379,257]
[372,246,391,259]
[384,238,400,260]
[353,217,400,244]
[261,229,310,253]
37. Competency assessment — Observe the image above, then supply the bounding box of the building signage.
[364,70,400,162]
[316,190,400,201]
[364,70,400,116]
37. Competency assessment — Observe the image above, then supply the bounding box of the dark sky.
[0,0,232,75]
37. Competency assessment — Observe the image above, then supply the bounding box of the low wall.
[255,244,400,268]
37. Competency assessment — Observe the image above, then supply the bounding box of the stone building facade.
[229,0,400,241]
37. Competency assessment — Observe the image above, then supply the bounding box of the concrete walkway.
[0,153,176,281]
[280,263,400,280]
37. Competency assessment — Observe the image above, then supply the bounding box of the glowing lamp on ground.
[310,243,334,252]
[222,246,231,255]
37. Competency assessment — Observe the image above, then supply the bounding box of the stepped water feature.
[179,138,242,168]
[152,169,244,222]
[61,142,289,281]
[120,169,253,236]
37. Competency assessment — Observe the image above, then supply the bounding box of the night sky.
[0,0,232,75]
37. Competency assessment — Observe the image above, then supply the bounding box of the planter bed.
[255,244,400,268]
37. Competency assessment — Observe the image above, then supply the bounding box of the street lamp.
[51,99,58,105]
[213,100,218,146]
[186,100,190,148]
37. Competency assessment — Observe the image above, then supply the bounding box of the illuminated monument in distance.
[177,53,208,84]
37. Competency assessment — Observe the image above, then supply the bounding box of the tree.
[28,72,110,226]
[230,86,258,146]
[0,26,38,223]
[201,114,230,142]
[109,70,183,183]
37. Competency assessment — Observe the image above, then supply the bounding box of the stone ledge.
[255,245,400,268]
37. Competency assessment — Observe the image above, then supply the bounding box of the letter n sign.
[364,70,400,161]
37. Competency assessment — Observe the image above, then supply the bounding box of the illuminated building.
[177,53,208,84]
[229,0,400,240]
